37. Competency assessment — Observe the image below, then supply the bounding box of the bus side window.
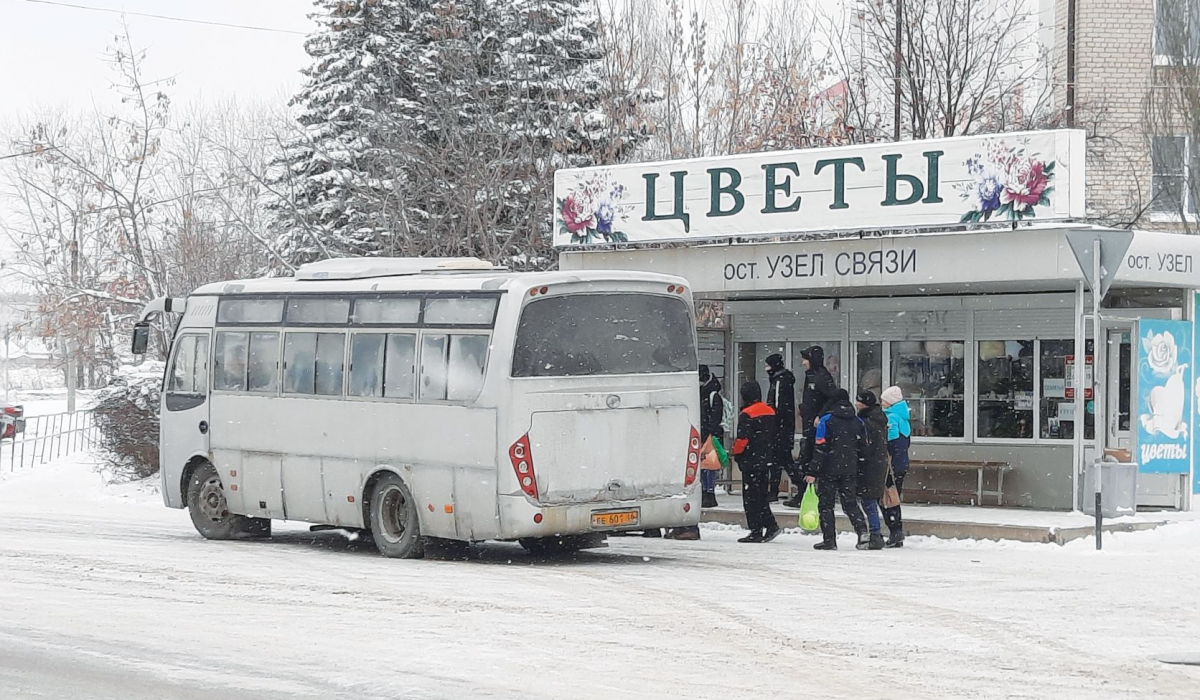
[214,332,249,391]
[420,334,449,401]
[349,334,385,397]
[284,332,345,396]
[447,334,488,402]
[384,334,417,399]
[247,332,280,393]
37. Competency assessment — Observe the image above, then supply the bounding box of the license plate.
[591,509,639,529]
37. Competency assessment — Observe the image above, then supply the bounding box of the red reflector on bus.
[509,434,539,501]
[683,502,691,513]
[533,513,543,524]
[684,426,701,488]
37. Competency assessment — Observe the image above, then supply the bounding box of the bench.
[908,460,1013,506]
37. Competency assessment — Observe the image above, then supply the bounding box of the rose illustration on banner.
[1144,330,1179,377]
[1138,329,1188,440]
[556,171,633,244]
[957,139,1056,223]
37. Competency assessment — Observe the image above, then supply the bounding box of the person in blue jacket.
[880,386,911,548]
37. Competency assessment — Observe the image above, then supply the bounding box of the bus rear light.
[533,513,543,524]
[668,284,676,293]
[683,502,691,513]
[539,286,548,295]
[684,426,701,487]
[675,286,685,295]
[509,434,539,500]
[529,288,538,297]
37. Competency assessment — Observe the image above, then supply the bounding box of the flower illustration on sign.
[556,171,633,244]
[957,139,1055,223]
[1139,329,1188,439]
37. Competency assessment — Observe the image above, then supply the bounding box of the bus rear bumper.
[496,491,701,539]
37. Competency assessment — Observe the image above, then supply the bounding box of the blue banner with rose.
[1137,319,1193,474]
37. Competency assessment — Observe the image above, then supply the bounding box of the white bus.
[133,258,702,558]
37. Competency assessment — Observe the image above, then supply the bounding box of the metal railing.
[1,410,98,472]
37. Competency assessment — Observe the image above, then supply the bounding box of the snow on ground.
[2,453,1199,700]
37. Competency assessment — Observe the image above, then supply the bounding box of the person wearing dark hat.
[805,388,870,550]
[854,389,889,550]
[783,345,839,508]
[764,353,797,502]
[731,381,781,543]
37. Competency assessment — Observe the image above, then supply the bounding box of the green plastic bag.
[711,436,730,467]
[798,484,820,533]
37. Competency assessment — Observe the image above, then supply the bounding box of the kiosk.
[556,130,1200,510]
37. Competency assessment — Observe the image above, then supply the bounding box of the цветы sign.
[553,129,1086,247]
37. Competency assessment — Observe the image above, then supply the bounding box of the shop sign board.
[1136,319,1193,475]
[553,129,1085,247]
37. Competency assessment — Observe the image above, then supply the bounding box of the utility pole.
[893,0,903,141]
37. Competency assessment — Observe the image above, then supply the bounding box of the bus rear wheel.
[368,474,424,559]
[187,463,269,540]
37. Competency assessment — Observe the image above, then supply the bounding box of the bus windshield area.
[511,293,696,377]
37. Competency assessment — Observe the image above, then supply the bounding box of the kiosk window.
[977,340,1035,439]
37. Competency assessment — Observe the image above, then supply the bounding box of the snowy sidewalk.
[700,491,1197,544]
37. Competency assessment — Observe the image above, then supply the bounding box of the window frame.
[417,328,492,404]
[974,339,1037,442]
[281,330,347,398]
[1149,135,1195,219]
[345,330,422,402]
[972,338,1078,446]
[164,332,210,412]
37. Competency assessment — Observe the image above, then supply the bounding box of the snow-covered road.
[1,457,1198,700]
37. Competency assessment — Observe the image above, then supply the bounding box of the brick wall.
[1053,0,1156,222]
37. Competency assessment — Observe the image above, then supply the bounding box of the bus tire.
[187,462,266,540]
[367,474,424,559]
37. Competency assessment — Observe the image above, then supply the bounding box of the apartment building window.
[1155,0,1200,63]
[1151,136,1197,215]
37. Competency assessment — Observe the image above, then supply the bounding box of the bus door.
[162,332,212,482]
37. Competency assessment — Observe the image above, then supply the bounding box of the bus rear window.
[512,294,696,377]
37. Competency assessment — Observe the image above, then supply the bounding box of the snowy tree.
[268,0,412,267]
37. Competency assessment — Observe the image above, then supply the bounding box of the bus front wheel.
[187,463,269,540]
[368,474,424,559]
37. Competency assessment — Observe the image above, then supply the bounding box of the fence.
[1,410,98,472]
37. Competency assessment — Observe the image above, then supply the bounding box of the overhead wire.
[14,0,308,35]
[11,0,599,61]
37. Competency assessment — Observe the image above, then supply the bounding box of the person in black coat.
[668,366,724,540]
[732,381,781,543]
[785,346,839,508]
[699,365,724,509]
[855,390,889,551]
[764,353,797,501]
[804,389,869,550]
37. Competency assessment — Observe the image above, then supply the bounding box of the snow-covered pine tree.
[267,0,411,268]
[394,0,647,270]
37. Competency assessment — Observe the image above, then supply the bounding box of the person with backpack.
[881,386,912,548]
[784,346,839,508]
[732,381,781,543]
[854,389,889,551]
[804,389,870,550]
[764,353,798,502]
